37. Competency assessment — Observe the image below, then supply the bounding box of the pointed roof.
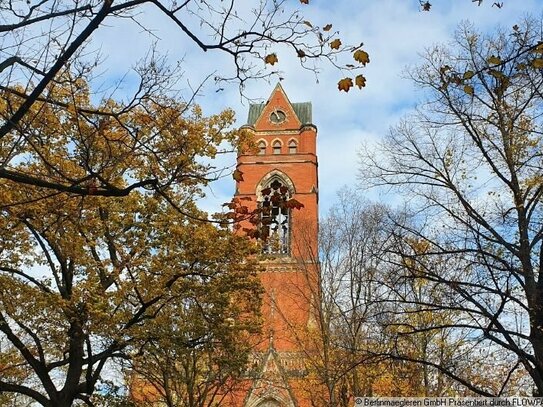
[246,83,312,126]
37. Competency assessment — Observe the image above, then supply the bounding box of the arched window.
[260,178,290,255]
[257,400,282,407]
[258,140,266,155]
[288,140,298,154]
[272,140,281,155]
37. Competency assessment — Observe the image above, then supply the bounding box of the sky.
[93,0,542,218]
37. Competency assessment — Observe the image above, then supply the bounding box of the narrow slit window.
[289,140,298,154]
[273,141,281,155]
[258,141,266,155]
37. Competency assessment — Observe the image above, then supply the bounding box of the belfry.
[230,84,320,407]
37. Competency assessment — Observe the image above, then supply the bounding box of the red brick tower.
[232,84,320,407]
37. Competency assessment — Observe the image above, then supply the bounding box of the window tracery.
[260,178,290,255]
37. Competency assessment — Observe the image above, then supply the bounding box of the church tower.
[232,84,320,407]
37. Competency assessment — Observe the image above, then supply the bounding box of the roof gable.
[248,83,312,130]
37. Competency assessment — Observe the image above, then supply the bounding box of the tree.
[0,0,370,202]
[360,18,543,396]
[127,260,261,407]
[0,81,261,405]
[291,189,437,404]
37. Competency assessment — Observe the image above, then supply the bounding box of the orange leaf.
[337,77,353,92]
[264,53,278,65]
[330,39,342,50]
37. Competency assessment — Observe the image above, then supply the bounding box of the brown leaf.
[297,49,306,58]
[337,77,353,92]
[232,169,244,182]
[284,198,304,210]
[487,55,501,65]
[463,70,475,80]
[531,43,543,54]
[353,49,370,66]
[463,84,474,96]
[330,39,342,50]
[488,69,505,79]
[323,24,332,32]
[303,20,313,28]
[300,0,309,3]
[264,53,278,65]
[531,58,543,69]
[355,74,366,89]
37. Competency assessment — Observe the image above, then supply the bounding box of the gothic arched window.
[257,400,282,407]
[258,140,266,155]
[288,140,298,154]
[272,140,281,155]
[260,178,290,255]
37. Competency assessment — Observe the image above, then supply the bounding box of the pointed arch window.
[272,141,282,155]
[260,178,290,255]
[288,140,298,154]
[258,140,266,155]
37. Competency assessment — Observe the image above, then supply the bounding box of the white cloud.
[88,0,542,215]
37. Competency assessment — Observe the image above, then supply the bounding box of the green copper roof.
[246,102,313,126]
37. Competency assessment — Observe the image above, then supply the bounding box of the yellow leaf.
[232,169,244,182]
[531,58,543,69]
[355,74,366,89]
[264,53,278,65]
[463,84,474,96]
[337,77,353,92]
[487,55,501,65]
[353,49,370,66]
[463,70,475,80]
[323,24,332,32]
[330,39,342,50]
[488,69,505,79]
[531,43,543,54]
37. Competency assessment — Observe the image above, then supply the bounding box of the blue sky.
[92,0,542,217]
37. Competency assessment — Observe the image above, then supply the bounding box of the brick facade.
[228,84,321,407]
